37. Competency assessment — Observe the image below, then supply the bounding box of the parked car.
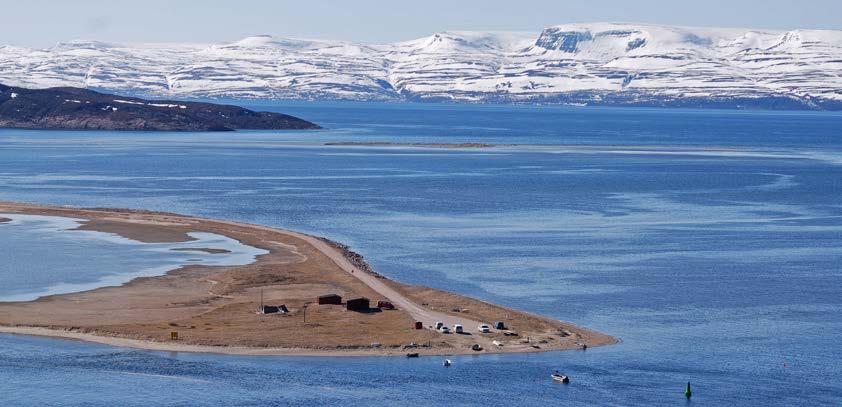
[440,326,451,334]
[477,324,491,333]
[435,321,444,330]
[377,300,395,310]
[453,324,464,334]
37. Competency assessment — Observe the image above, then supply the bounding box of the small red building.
[317,294,342,305]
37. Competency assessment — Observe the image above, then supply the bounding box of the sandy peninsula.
[323,142,506,149]
[0,201,615,356]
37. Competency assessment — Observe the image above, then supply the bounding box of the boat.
[443,359,452,367]
[406,353,420,358]
[551,373,570,384]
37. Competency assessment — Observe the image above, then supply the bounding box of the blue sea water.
[0,103,840,406]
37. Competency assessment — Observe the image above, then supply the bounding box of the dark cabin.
[258,305,288,314]
[346,297,370,312]
[317,294,342,305]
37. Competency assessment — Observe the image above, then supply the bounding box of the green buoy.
[685,382,692,399]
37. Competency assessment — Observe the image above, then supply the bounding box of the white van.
[453,324,463,334]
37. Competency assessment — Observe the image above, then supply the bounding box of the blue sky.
[3,0,840,47]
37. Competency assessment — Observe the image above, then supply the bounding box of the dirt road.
[213,218,484,333]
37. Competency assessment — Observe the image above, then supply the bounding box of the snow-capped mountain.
[2,23,841,109]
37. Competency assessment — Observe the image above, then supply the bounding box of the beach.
[0,201,615,356]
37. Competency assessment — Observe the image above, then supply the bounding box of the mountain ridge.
[2,23,841,110]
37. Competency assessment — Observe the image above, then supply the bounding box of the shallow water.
[0,103,840,406]
[0,213,267,301]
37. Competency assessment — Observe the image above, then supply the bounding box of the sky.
[2,0,840,47]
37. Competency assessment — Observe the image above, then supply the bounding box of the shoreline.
[0,325,596,357]
[0,201,616,356]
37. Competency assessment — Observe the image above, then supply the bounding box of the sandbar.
[0,201,616,356]
[171,247,232,254]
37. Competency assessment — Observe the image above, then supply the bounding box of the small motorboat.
[443,359,452,367]
[406,353,420,358]
[551,373,570,384]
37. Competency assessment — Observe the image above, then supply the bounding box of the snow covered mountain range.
[2,23,841,109]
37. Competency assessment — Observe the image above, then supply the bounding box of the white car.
[435,321,444,330]
[453,324,464,334]
[440,326,451,334]
[477,324,491,333]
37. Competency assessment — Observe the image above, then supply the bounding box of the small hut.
[258,305,288,314]
[346,297,370,312]
[317,294,342,305]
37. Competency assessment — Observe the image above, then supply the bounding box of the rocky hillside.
[0,84,319,131]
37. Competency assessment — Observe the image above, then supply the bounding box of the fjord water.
[0,103,840,406]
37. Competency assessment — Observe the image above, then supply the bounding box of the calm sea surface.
[0,103,840,406]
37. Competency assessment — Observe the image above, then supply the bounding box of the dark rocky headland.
[0,84,319,131]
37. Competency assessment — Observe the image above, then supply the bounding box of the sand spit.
[323,142,505,149]
[0,201,616,356]
[170,247,233,254]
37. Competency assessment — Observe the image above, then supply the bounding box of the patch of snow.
[147,103,187,108]
[113,99,144,105]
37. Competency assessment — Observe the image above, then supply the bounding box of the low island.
[0,201,615,356]
[0,84,319,131]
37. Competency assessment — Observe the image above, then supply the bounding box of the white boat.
[443,359,452,367]
[551,373,570,384]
